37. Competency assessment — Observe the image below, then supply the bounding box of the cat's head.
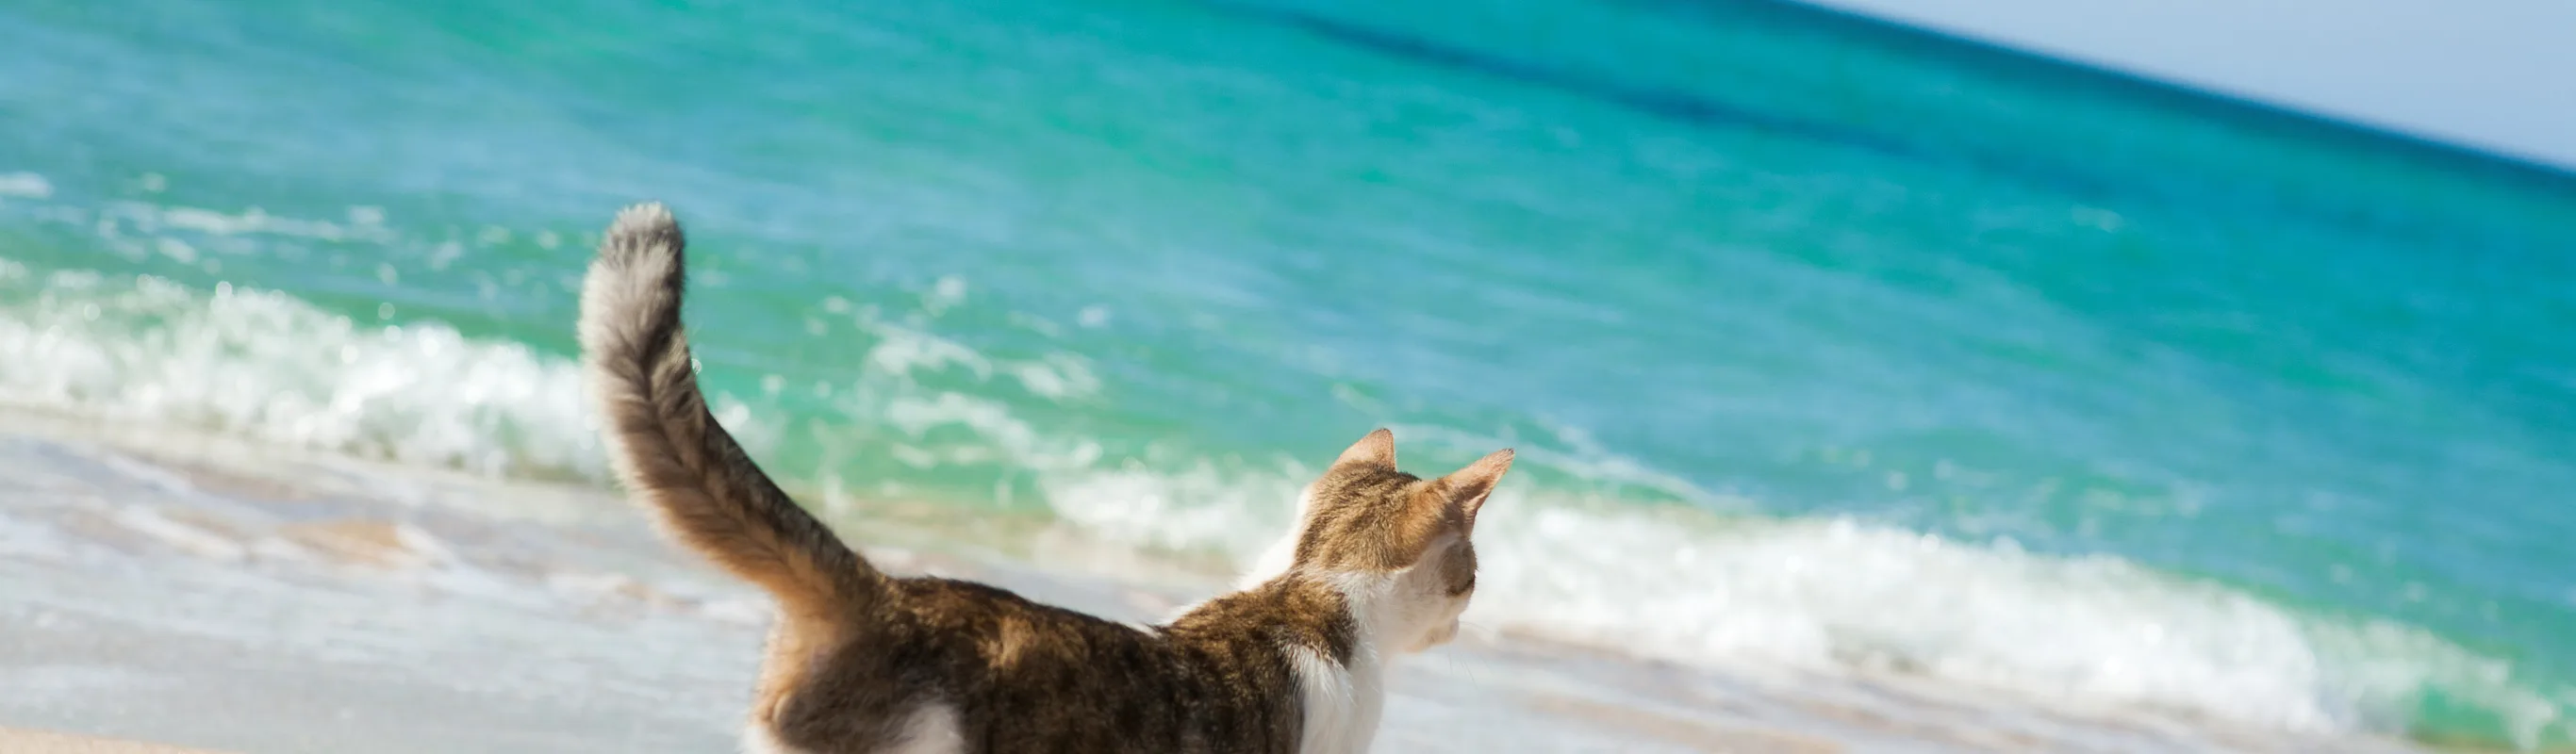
[1249,428,1512,655]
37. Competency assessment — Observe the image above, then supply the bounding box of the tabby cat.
[577,203,1512,754]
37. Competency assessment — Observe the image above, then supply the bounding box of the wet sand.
[0,415,2435,753]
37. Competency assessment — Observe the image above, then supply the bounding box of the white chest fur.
[1288,642,1383,754]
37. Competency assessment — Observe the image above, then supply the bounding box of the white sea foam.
[0,172,54,200]
[0,270,611,479]
[1475,507,2339,730]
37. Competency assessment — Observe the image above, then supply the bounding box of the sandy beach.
[0,413,2445,754]
[0,728,225,754]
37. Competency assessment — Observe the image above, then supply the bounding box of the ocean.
[2,0,2571,748]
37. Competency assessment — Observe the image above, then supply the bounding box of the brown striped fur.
[577,204,1512,754]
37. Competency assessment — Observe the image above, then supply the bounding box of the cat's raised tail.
[577,203,884,626]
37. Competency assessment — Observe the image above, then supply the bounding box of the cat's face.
[1273,429,1511,654]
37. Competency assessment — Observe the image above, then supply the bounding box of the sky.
[1803,0,2576,172]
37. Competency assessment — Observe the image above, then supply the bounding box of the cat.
[577,203,1514,754]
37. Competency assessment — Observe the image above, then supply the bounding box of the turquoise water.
[4,0,2573,746]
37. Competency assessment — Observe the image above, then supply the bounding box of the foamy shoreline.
[1,263,2551,747]
[0,417,2438,753]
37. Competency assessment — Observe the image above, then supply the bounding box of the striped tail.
[577,203,883,622]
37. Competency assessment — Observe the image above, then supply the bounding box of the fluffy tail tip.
[599,201,681,265]
[611,201,674,235]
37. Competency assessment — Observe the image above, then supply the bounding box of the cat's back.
[766,576,1302,754]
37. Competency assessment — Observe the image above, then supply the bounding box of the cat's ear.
[1334,428,1397,470]
[1435,449,1513,528]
